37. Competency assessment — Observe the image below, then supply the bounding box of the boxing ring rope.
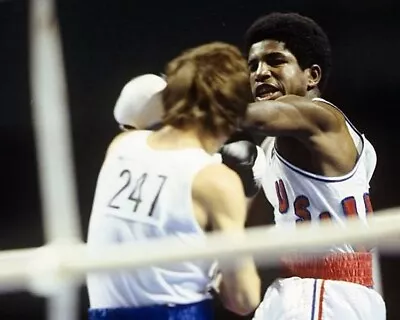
[0,207,399,293]
[29,0,81,319]
[29,0,81,244]
[7,0,388,319]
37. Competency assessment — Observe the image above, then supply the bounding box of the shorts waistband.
[281,252,373,287]
[88,299,213,320]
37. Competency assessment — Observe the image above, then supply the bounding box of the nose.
[255,62,271,82]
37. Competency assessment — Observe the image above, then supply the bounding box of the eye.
[267,57,287,66]
[248,60,258,72]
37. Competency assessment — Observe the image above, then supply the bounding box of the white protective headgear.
[113,74,167,129]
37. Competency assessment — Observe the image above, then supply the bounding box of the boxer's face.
[248,40,316,101]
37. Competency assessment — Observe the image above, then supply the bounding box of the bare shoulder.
[106,131,132,155]
[311,98,347,126]
[193,163,247,230]
[193,163,244,199]
[284,95,346,132]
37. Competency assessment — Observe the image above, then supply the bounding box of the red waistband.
[281,252,373,287]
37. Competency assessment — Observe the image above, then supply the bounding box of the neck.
[149,125,225,154]
[306,87,321,99]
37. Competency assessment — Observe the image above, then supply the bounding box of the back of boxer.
[86,42,261,320]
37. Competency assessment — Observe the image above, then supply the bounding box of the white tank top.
[87,130,219,308]
[261,98,377,253]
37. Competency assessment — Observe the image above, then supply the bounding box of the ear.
[305,64,322,90]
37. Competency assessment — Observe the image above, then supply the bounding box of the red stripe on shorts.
[317,280,326,320]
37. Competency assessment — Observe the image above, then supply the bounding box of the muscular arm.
[243,95,342,138]
[193,164,261,316]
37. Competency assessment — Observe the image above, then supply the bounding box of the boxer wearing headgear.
[87,42,261,320]
[113,74,266,200]
[113,73,166,131]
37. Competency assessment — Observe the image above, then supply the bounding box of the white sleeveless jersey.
[261,98,377,253]
[87,130,219,308]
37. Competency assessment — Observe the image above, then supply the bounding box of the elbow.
[218,263,261,315]
[220,280,261,316]
[224,293,260,316]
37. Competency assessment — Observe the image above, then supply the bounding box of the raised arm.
[243,95,342,138]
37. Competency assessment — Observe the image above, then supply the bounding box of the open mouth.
[255,83,281,101]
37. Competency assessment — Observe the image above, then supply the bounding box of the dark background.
[1,0,400,319]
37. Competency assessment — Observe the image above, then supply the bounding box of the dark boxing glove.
[218,131,266,198]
